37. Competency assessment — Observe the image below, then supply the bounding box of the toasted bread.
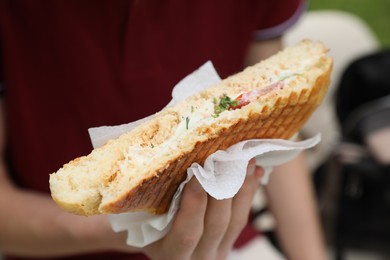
[49,39,333,216]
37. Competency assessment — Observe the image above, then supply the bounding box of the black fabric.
[335,50,390,143]
[359,106,390,136]
[335,161,390,255]
[318,50,390,259]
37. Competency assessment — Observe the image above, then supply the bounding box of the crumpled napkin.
[88,61,321,247]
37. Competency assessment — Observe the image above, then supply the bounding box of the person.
[0,0,327,259]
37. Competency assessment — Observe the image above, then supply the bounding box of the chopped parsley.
[212,94,239,117]
[185,116,190,130]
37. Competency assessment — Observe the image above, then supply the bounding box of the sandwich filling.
[215,81,285,116]
[178,72,302,136]
[123,69,307,172]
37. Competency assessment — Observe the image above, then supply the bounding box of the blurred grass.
[309,0,390,47]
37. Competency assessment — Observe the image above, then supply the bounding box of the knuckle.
[241,175,259,195]
[229,216,248,233]
[206,219,229,236]
[216,250,230,260]
[177,232,201,250]
[184,187,207,204]
[238,184,254,199]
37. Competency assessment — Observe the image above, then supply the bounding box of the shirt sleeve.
[0,11,4,96]
[254,0,307,40]
[0,38,3,96]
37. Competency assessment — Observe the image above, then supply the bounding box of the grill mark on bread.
[49,39,333,216]
[76,97,318,214]
[235,113,264,141]
[263,99,288,137]
[175,141,206,174]
[220,119,245,147]
[240,105,272,140]
[282,90,313,138]
[147,159,184,212]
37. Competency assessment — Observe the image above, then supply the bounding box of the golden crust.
[49,39,333,216]
[99,62,333,215]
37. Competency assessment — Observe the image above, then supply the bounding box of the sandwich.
[49,39,333,216]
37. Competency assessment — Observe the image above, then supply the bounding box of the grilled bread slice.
[49,39,333,216]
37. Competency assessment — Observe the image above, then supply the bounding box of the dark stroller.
[316,50,390,260]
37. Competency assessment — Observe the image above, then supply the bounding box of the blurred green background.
[309,0,390,47]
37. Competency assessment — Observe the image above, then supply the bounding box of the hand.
[143,159,263,260]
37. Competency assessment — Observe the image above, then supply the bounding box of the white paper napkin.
[88,62,321,247]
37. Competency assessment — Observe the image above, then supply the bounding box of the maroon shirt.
[0,0,304,259]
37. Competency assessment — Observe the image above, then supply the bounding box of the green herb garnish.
[212,94,239,117]
[185,116,190,130]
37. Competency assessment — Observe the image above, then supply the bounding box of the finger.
[247,158,264,178]
[193,197,232,259]
[218,166,263,257]
[247,158,256,175]
[160,178,208,260]
[194,160,261,259]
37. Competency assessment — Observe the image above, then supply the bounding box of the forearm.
[264,154,327,260]
[0,164,138,257]
[0,98,137,257]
